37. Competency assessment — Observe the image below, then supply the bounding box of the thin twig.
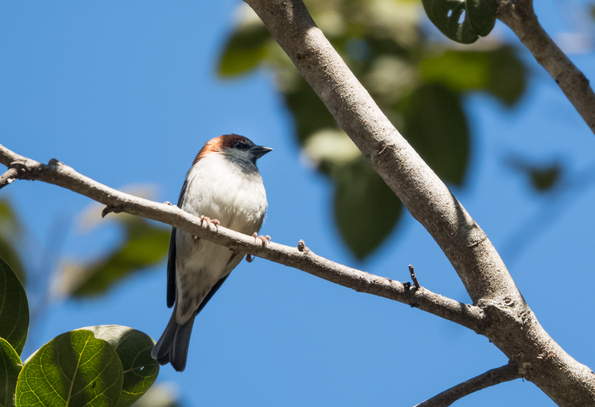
[0,167,19,189]
[409,264,420,289]
[414,362,521,407]
[0,143,485,332]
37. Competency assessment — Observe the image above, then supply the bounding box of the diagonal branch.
[497,0,595,135]
[242,0,519,307]
[239,1,595,405]
[414,362,520,407]
[0,143,485,332]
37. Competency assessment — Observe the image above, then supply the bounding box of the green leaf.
[0,238,25,288]
[82,325,159,407]
[529,166,561,192]
[0,200,22,237]
[16,330,123,407]
[0,200,26,285]
[507,158,562,193]
[218,20,271,77]
[401,84,469,185]
[420,47,525,105]
[66,218,169,298]
[421,0,497,44]
[0,338,22,407]
[333,157,403,259]
[487,47,526,105]
[0,258,29,356]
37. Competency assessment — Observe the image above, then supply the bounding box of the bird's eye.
[234,142,249,150]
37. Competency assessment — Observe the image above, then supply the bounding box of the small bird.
[151,134,272,372]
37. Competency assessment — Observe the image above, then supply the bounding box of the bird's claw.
[199,216,220,231]
[246,254,254,263]
[252,233,271,247]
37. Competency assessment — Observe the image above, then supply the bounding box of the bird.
[151,134,272,372]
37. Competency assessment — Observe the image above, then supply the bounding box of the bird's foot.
[193,216,220,243]
[199,216,220,231]
[246,254,254,263]
[252,233,271,247]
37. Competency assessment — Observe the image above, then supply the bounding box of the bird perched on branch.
[151,134,272,372]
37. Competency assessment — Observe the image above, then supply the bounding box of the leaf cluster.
[0,258,161,407]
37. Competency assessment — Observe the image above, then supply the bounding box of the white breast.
[181,153,268,233]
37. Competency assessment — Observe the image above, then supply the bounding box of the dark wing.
[166,179,189,308]
[195,273,230,316]
[166,228,177,308]
[193,251,242,316]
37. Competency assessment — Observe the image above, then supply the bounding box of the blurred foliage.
[507,158,563,193]
[0,188,169,305]
[400,83,468,184]
[0,199,26,284]
[64,216,169,298]
[334,157,403,258]
[219,22,271,76]
[0,257,29,356]
[132,383,182,407]
[419,47,524,105]
[0,256,160,407]
[421,0,497,44]
[218,0,526,259]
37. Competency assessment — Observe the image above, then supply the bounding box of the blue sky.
[1,1,595,406]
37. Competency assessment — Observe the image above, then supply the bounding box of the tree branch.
[240,1,595,405]
[498,0,595,135]
[243,0,519,307]
[414,362,520,407]
[0,143,485,332]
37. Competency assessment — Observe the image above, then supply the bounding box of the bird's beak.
[250,145,273,159]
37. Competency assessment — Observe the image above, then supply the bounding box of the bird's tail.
[151,305,196,372]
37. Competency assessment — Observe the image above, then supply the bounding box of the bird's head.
[194,134,272,169]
